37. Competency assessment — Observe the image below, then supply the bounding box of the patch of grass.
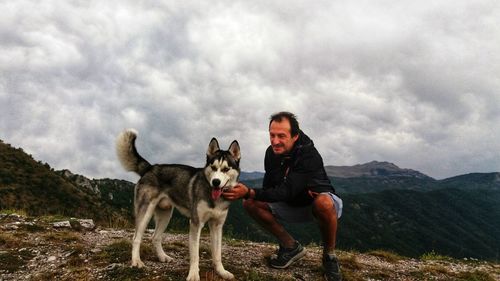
[367,270,392,280]
[408,270,426,279]
[103,215,133,229]
[0,209,28,217]
[164,240,187,252]
[223,237,247,247]
[0,233,22,248]
[104,265,150,281]
[95,239,155,264]
[340,270,365,281]
[62,267,93,281]
[65,245,87,267]
[199,242,212,258]
[240,269,293,281]
[339,254,362,271]
[241,269,281,281]
[96,239,132,264]
[33,271,60,280]
[420,250,453,261]
[368,249,403,262]
[422,264,450,275]
[455,270,496,281]
[39,214,72,223]
[44,231,81,242]
[18,222,46,232]
[0,251,26,273]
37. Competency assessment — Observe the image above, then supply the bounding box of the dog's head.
[204,138,240,201]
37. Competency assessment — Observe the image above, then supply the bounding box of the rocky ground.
[1,213,499,281]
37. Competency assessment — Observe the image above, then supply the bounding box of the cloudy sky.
[1,0,499,181]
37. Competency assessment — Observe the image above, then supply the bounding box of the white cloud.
[1,0,499,180]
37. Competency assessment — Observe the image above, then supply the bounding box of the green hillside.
[339,188,500,260]
[439,173,500,191]
[0,140,130,225]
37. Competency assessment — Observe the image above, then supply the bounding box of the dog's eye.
[222,167,230,173]
[211,166,217,171]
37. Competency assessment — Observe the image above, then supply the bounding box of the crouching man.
[223,112,343,281]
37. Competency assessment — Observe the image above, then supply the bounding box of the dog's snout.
[212,179,221,187]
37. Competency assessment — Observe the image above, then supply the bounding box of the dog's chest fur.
[196,200,230,223]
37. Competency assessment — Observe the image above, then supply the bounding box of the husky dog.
[116,129,240,281]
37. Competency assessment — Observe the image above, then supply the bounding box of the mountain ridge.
[324,161,434,179]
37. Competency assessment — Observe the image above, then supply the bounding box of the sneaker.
[269,241,306,269]
[323,254,342,281]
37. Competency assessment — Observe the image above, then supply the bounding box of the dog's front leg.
[209,216,234,280]
[186,220,203,281]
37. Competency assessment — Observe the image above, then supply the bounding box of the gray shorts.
[268,193,343,223]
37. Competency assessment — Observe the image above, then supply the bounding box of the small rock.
[2,224,19,230]
[47,256,57,262]
[64,251,76,257]
[91,248,102,253]
[53,221,72,228]
[77,219,95,230]
[105,263,120,270]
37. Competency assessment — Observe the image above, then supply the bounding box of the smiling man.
[223,111,343,281]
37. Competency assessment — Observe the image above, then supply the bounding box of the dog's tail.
[115,129,152,176]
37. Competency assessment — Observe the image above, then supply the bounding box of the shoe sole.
[270,248,306,269]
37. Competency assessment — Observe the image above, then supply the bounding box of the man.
[223,112,343,281]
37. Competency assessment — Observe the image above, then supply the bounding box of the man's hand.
[223,183,249,201]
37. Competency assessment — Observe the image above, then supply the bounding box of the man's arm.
[223,168,310,202]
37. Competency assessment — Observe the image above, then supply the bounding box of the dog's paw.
[186,272,200,281]
[131,259,145,268]
[158,253,173,263]
[217,269,234,280]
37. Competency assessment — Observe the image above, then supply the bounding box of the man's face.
[269,119,299,155]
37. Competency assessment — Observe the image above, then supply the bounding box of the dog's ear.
[207,138,220,158]
[228,140,240,162]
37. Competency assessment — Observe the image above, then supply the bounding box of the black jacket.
[253,131,335,206]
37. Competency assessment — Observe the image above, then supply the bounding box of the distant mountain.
[438,172,500,191]
[242,161,432,181]
[239,171,265,181]
[243,162,500,194]
[325,161,433,179]
[241,161,437,193]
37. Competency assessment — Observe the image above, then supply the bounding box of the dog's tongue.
[212,188,223,200]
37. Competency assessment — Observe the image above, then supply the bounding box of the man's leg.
[312,194,338,255]
[243,198,306,269]
[312,194,342,281]
[242,199,295,248]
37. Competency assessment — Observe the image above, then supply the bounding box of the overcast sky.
[1,0,499,181]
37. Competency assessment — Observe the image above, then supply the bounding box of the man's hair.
[269,111,300,137]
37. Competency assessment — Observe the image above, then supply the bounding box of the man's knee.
[242,199,261,213]
[243,199,270,216]
[242,199,254,212]
[312,194,335,216]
